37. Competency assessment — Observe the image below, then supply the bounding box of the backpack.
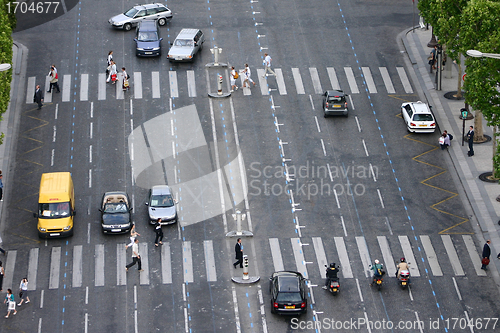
[233,72,239,79]
[449,133,453,140]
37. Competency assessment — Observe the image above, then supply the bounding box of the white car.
[401,101,436,133]
[108,3,172,31]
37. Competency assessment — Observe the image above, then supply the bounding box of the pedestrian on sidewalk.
[481,240,491,270]
[17,278,30,306]
[429,45,437,72]
[0,171,4,202]
[125,238,143,272]
[106,51,113,76]
[122,67,130,91]
[467,126,474,156]
[47,65,60,93]
[233,238,243,269]
[4,289,16,318]
[33,85,44,110]
[439,133,447,150]
[0,261,4,292]
[154,218,163,247]
[242,64,256,88]
[125,224,140,249]
[444,130,453,147]
[262,53,276,77]
[230,66,239,92]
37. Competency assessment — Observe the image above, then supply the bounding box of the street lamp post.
[466,50,500,60]
[0,64,11,72]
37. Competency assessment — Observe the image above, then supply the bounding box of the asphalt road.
[3,0,500,332]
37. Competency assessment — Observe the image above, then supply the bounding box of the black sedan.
[269,271,308,315]
[99,191,133,234]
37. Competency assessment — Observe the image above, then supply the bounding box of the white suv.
[401,101,436,133]
[109,3,172,31]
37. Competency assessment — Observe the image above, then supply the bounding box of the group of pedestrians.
[124,219,164,272]
[3,278,30,319]
[438,130,453,150]
[106,51,130,92]
[230,53,276,92]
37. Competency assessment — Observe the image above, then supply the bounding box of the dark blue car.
[135,20,162,57]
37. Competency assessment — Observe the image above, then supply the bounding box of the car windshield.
[150,195,174,207]
[138,32,158,42]
[413,114,434,121]
[276,292,302,303]
[328,96,343,102]
[38,202,70,219]
[124,8,138,18]
[104,202,128,213]
[174,39,194,47]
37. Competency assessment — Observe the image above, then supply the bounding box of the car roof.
[408,101,431,114]
[175,29,201,39]
[136,3,166,10]
[326,90,345,97]
[138,20,158,30]
[151,185,172,195]
[277,275,301,292]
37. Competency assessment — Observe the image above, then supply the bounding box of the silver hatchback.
[167,29,205,62]
[108,3,172,31]
[146,185,178,225]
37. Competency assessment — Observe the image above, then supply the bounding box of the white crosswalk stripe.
[44,75,52,103]
[26,66,417,103]
[3,234,490,293]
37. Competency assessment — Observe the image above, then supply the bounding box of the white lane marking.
[98,73,106,100]
[397,67,413,93]
[377,189,385,208]
[355,115,361,132]
[88,169,92,188]
[333,188,340,208]
[362,67,377,93]
[204,240,217,282]
[341,216,347,237]
[134,286,139,333]
[344,67,359,94]
[327,67,340,90]
[452,277,462,301]
[441,235,465,276]
[117,244,127,286]
[420,235,443,276]
[90,122,93,139]
[312,237,328,278]
[292,68,305,94]
[183,70,196,97]
[327,163,334,182]
[369,163,377,181]
[85,286,88,304]
[377,236,397,277]
[49,247,61,289]
[116,73,124,99]
[309,67,323,94]
[335,237,353,278]
[39,290,44,309]
[355,279,364,302]
[50,149,54,166]
[152,71,161,98]
[72,245,83,288]
[95,244,105,286]
[162,242,172,284]
[182,241,194,283]
[257,68,269,95]
[314,116,321,132]
[62,74,71,102]
[87,222,91,243]
[275,68,287,95]
[232,286,242,333]
[320,139,327,156]
[89,145,92,163]
[399,236,420,277]
[379,67,395,94]
[362,140,369,157]
[169,70,179,98]
[38,318,43,333]
[269,238,284,272]
[462,235,487,276]
[27,76,36,104]
[415,311,424,333]
[52,125,56,143]
[134,72,142,99]
[85,313,88,333]
[80,74,89,101]
[27,248,39,291]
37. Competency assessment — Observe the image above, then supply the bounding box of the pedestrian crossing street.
[2,234,483,292]
[25,65,414,104]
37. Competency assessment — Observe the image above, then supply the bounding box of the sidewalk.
[402,27,500,288]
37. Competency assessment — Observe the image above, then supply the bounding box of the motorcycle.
[398,270,410,289]
[324,264,341,295]
[373,276,383,290]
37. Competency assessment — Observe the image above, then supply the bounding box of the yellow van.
[34,172,75,238]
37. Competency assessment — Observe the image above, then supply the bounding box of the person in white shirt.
[17,278,30,306]
[125,239,143,272]
[230,66,239,92]
[243,64,256,88]
[262,53,275,77]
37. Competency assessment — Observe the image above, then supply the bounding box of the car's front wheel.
[158,18,166,26]
[124,23,132,31]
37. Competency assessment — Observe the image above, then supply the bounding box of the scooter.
[324,264,341,295]
[398,270,410,289]
[373,276,383,290]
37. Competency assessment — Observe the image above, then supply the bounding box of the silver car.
[108,3,172,31]
[146,185,177,225]
[167,29,205,62]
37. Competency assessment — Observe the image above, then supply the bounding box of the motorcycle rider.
[396,257,409,279]
[322,263,339,289]
[370,259,384,286]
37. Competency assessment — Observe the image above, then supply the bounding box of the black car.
[323,90,348,117]
[99,191,133,234]
[269,271,308,315]
[134,20,162,57]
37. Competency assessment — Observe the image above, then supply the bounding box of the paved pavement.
[402,26,500,288]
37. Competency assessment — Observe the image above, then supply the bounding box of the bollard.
[213,46,220,66]
[226,210,253,237]
[242,255,249,280]
[232,254,259,284]
[217,74,223,95]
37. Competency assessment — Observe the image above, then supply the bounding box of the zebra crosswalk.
[26,65,414,104]
[1,234,483,292]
